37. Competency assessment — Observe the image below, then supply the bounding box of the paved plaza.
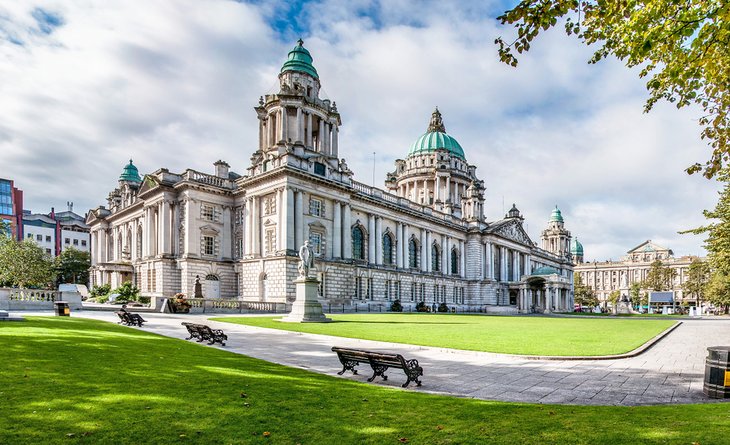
[38,311,730,406]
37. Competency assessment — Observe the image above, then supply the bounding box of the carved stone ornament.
[495,221,531,245]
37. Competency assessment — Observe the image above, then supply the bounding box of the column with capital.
[332,201,341,258]
[368,214,375,263]
[281,107,288,142]
[296,107,303,143]
[318,119,325,153]
[342,203,352,259]
[425,230,432,272]
[420,229,427,272]
[294,191,303,249]
[375,216,382,265]
[306,113,313,148]
[252,196,260,256]
[331,125,339,157]
[459,239,465,278]
[278,188,286,253]
[442,236,449,274]
[395,222,403,268]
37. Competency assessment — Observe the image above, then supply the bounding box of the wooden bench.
[331,346,423,388]
[115,311,146,327]
[181,322,227,346]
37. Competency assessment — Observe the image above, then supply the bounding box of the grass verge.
[1,317,728,445]
[212,314,675,356]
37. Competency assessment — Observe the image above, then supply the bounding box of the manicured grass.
[211,314,675,356]
[2,317,730,445]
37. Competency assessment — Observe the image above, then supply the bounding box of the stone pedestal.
[0,310,25,322]
[280,277,331,323]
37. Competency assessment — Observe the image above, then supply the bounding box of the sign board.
[725,370,730,387]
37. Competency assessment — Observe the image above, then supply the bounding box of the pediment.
[489,219,533,246]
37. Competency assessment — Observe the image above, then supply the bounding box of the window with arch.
[431,243,441,272]
[382,232,394,265]
[352,226,365,260]
[451,248,459,275]
[408,238,419,269]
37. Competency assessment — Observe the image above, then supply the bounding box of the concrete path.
[30,311,730,406]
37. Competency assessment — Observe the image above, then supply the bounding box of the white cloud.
[0,0,720,261]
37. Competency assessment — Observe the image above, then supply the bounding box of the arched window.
[451,248,459,275]
[382,233,394,265]
[408,238,419,269]
[352,226,365,260]
[431,243,441,272]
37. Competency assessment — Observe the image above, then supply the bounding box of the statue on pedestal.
[194,275,203,298]
[298,240,315,278]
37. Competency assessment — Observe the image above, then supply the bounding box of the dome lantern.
[119,159,142,184]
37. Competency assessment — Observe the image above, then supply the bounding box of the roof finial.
[427,107,446,133]
[297,38,304,46]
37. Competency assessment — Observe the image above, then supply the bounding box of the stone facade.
[87,41,575,313]
[574,240,703,306]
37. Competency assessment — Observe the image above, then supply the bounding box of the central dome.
[280,39,319,79]
[407,108,465,159]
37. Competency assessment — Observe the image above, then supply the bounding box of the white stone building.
[573,239,703,306]
[87,40,575,312]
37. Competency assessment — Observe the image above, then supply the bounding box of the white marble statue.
[298,240,314,278]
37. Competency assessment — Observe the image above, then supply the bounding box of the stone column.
[443,236,449,274]
[434,176,441,202]
[278,188,286,253]
[420,228,427,272]
[375,216,382,265]
[368,213,375,264]
[459,239,465,278]
[342,203,352,259]
[445,177,451,202]
[525,254,531,276]
[296,107,303,143]
[332,125,339,157]
[425,230,432,272]
[396,222,403,268]
[160,200,171,255]
[281,107,288,142]
[332,201,341,258]
[501,247,507,282]
[306,113,313,148]
[323,122,330,155]
[294,190,304,249]
[251,196,260,256]
[401,224,409,267]
[318,118,325,152]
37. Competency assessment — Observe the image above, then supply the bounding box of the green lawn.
[2,317,729,445]
[211,314,675,356]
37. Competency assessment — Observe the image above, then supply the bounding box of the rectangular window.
[367,277,373,300]
[36,234,42,241]
[313,162,326,176]
[45,235,51,242]
[355,277,363,300]
[420,283,425,302]
[410,283,415,302]
[203,236,215,256]
[46,248,51,255]
[263,194,277,216]
[394,281,401,300]
[65,238,70,244]
[264,228,277,255]
[27,233,32,239]
[309,232,322,255]
[385,280,391,300]
[201,204,216,221]
[73,239,78,245]
[309,198,323,217]
[81,240,87,247]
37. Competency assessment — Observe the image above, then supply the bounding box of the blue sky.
[0,0,721,261]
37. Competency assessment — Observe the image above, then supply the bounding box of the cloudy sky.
[1,0,720,261]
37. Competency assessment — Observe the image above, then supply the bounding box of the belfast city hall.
[87,40,576,313]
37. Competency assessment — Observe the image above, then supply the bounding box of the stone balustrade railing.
[0,287,83,310]
[184,298,287,314]
[183,170,236,190]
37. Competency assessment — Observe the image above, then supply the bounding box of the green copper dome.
[407,108,465,159]
[549,206,564,223]
[571,238,583,256]
[119,159,142,183]
[280,39,319,79]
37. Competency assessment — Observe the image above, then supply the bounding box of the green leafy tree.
[643,260,677,291]
[0,238,55,288]
[706,272,730,312]
[630,281,648,308]
[573,273,598,307]
[90,283,111,299]
[684,170,730,275]
[607,290,621,307]
[496,1,730,178]
[0,219,10,238]
[682,258,711,306]
[55,247,90,285]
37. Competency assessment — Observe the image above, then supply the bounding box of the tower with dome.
[87,40,575,314]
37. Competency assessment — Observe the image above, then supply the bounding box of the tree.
[643,260,677,291]
[682,258,711,306]
[496,1,730,179]
[706,272,730,312]
[0,238,55,288]
[630,281,648,308]
[0,219,10,238]
[573,273,598,307]
[684,170,730,275]
[55,247,90,285]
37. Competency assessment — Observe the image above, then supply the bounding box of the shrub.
[438,302,449,312]
[113,282,140,302]
[415,301,427,312]
[90,283,111,298]
[95,293,110,304]
[390,299,403,312]
[138,296,151,305]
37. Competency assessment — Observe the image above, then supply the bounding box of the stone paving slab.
[16,310,730,407]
